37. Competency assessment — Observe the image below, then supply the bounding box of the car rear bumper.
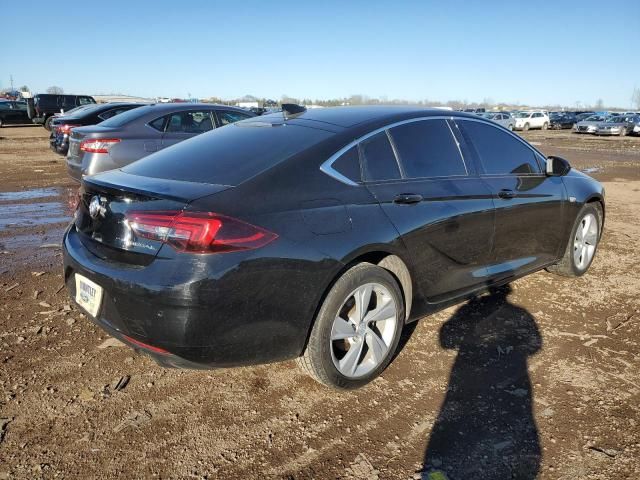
[49,135,69,155]
[62,224,320,368]
[66,159,83,182]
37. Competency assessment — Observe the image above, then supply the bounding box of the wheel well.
[299,251,414,356]
[338,251,413,321]
[586,197,605,235]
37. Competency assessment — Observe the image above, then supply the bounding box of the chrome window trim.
[321,115,483,185]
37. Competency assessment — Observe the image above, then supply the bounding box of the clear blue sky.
[2,0,639,107]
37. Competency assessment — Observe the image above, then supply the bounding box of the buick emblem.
[89,196,105,219]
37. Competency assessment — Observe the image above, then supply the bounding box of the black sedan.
[63,106,605,389]
[49,102,146,155]
[549,112,577,129]
[0,100,31,127]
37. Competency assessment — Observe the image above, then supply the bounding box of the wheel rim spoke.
[331,317,354,341]
[366,328,387,363]
[354,285,373,324]
[339,339,364,376]
[582,215,591,237]
[363,298,396,324]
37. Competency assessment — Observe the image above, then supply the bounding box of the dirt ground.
[0,126,639,480]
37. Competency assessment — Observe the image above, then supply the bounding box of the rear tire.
[0,118,3,128]
[619,128,627,137]
[542,122,549,130]
[547,203,602,277]
[297,263,405,390]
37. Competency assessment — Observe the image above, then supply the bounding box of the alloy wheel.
[330,283,398,378]
[573,213,598,270]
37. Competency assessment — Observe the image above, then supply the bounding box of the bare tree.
[632,88,640,110]
[46,86,64,94]
[19,85,29,92]
[594,98,604,110]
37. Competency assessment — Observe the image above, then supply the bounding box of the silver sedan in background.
[66,103,255,181]
[573,114,607,134]
[482,112,515,130]
[595,115,639,136]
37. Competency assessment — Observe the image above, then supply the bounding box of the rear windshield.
[123,122,334,185]
[98,105,152,127]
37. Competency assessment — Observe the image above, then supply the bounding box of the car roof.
[132,102,247,113]
[255,106,481,130]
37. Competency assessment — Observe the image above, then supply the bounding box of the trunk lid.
[75,170,230,263]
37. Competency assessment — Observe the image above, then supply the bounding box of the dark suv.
[26,94,96,130]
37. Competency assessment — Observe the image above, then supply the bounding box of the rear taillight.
[80,138,120,154]
[124,211,278,254]
[58,124,80,135]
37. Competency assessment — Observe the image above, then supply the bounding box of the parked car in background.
[0,101,31,127]
[575,112,596,122]
[594,115,638,136]
[63,106,605,389]
[50,103,147,155]
[26,94,96,130]
[66,103,255,181]
[630,116,640,135]
[483,112,514,130]
[549,112,577,129]
[513,110,549,131]
[573,115,607,134]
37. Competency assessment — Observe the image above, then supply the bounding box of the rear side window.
[166,111,213,133]
[331,147,361,182]
[459,120,541,175]
[78,96,95,105]
[124,123,333,186]
[217,110,252,126]
[360,132,401,182]
[148,116,166,131]
[389,120,466,178]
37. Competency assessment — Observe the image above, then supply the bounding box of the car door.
[160,110,215,148]
[0,103,15,124]
[362,119,495,303]
[11,102,30,123]
[455,118,567,280]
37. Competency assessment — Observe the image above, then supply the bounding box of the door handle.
[393,194,423,205]
[497,189,516,199]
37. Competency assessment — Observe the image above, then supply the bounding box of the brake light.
[80,138,120,153]
[124,211,278,253]
[58,124,80,135]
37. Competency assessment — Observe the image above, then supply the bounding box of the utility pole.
[10,74,14,91]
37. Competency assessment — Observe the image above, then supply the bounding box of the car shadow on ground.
[420,285,542,480]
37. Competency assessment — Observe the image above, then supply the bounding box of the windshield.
[124,122,334,186]
[98,105,154,127]
[514,112,532,118]
[605,117,621,123]
[584,115,603,122]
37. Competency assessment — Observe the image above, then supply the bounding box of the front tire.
[523,123,530,131]
[547,203,602,277]
[297,263,405,389]
[44,116,54,131]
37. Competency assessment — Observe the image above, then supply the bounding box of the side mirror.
[546,156,571,176]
